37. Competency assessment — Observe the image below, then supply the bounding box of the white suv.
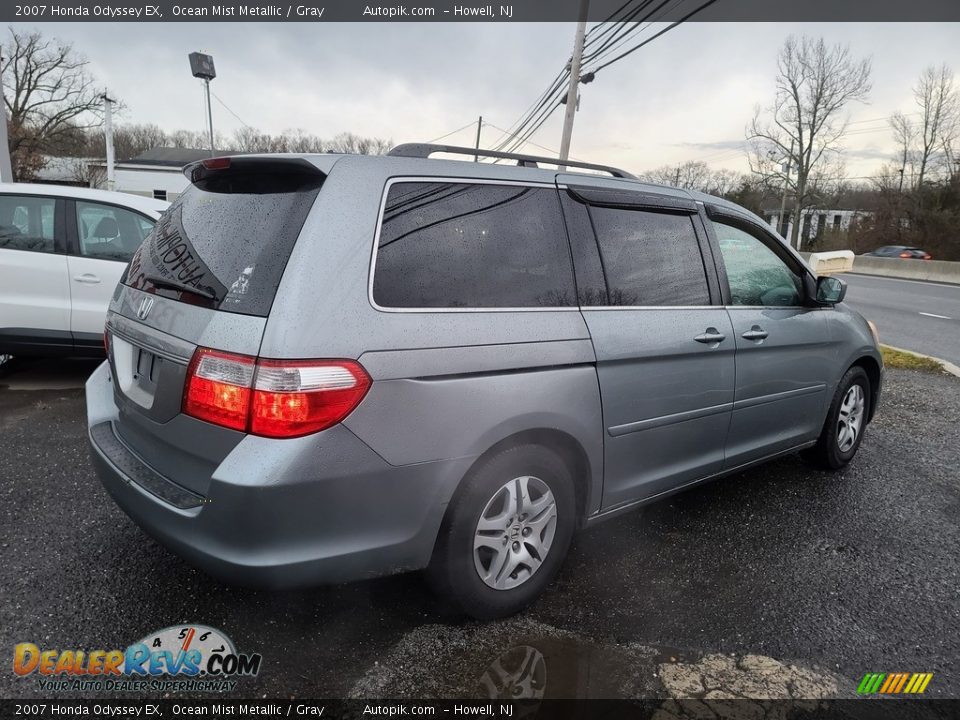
[0,183,168,357]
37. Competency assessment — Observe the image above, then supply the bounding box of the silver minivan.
[86,145,882,619]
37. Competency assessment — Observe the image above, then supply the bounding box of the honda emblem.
[136,296,155,320]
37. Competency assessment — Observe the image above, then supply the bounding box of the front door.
[708,216,832,468]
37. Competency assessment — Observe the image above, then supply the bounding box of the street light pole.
[102,93,115,190]
[203,78,215,155]
[188,52,217,157]
[558,0,589,169]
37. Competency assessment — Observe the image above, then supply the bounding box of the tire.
[802,366,872,470]
[427,443,576,620]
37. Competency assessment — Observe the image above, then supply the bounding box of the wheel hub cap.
[837,384,865,453]
[473,475,558,591]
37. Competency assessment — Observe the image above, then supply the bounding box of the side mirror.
[816,276,847,304]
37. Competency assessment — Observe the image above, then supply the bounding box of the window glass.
[0,195,56,253]
[713,221,804,306]
[124,170,323,317]
[587,207,709,306]
[76,201,156,263]
[373,182,576,308]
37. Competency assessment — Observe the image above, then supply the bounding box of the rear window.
[372,181,576,308]
[124,168,323,317]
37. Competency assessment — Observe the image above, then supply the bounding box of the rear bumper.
[85,361,472,587]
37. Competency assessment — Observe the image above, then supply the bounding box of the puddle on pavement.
[349,618,845,702]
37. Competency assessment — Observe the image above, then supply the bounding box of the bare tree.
[747,35,871,249]
[0,27,111,180]
[325,132,392,155]
[913,64,958,188]
[889,111,917,192]
[639,160,743,197]
[68,156,105,188]
[641,160,712,190]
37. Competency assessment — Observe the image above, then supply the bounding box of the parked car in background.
[86,146,882,619]
[0,183,168,357]
[863,245,932,260]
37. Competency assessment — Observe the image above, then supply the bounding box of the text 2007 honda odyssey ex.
[87,145,882,619]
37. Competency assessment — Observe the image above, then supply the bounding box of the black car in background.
[863,245,933,260]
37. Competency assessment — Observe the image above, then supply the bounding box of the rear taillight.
[182,348,371,438]
[183,348,256,432]
[899,252,912,258]
[103,330,110,355]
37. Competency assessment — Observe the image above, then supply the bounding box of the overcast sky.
[16,22,960,177]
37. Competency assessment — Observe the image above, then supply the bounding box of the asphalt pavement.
[1,362,958,701]
[840,273,960,367]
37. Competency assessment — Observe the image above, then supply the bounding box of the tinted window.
[124,170,323,317]
[373,182,576,308]
[713,221,804,306]
[76,201,155,263]
[0,195,56,253]
[587,207,709,306]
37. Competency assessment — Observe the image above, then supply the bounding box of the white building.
[90,147,211,201]
[764,208,867,249]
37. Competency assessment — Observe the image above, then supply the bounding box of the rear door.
[66,198,158,349]
[705,211,831,467]
[558,181,735,509]
[0,193,71,352]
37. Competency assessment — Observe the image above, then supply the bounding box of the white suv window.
[0,195,56,253]
[76,201,155,263]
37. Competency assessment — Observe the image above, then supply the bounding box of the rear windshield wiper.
[143,274,217,300]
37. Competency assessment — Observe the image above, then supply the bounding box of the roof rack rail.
[387,143,636,179]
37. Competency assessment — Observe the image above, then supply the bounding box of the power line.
[210,90,253,130]
[426,120,478,144]
[586,0,721,76]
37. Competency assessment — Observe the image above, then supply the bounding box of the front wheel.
[802,366,872,470]
[427,444,576,619]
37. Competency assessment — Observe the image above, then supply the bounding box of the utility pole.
[102,93,115,190]
[777,138,794,242]
[558,0,589,169]
[0,52,14,183]
[474,115,482,162]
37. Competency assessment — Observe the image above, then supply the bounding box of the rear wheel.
[802,366,871,470]
[427,444,576,619]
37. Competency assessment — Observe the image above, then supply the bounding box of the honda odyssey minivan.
[86,145,882,619]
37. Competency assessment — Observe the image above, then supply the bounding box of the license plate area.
[111,335,160,410]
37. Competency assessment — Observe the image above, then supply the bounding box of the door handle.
[694,327,726,344]
[73,274,101,284]
[742,325,768,341]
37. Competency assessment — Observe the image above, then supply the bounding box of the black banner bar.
[3,0,959,23]
[2,699,960,720]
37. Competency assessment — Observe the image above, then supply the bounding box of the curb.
[882,344,960,378]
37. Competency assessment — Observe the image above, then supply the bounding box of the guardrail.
[799,253,960,285]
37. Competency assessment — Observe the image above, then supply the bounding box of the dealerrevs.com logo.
[13,625,261,693]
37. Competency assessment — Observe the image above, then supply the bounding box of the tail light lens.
[182,349,371,438]
[103,329,110,355]
[251,360,371,438]
[183,349,256,431]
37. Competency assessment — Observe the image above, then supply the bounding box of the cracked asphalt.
[0,361,958,701]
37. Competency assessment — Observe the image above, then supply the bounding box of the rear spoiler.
[182,156,326,185]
